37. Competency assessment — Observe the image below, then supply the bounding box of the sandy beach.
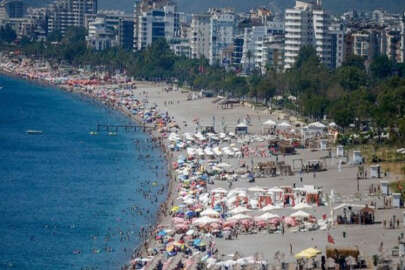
[1,55,405,270]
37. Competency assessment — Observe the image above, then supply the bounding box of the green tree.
[370,55,394,80]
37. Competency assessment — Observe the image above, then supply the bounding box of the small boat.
[108,132,117,136]
[26,130,43,135]
[89,131,98,135]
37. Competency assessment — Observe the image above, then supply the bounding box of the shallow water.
[0,75,167,269]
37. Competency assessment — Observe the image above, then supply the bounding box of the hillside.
[22,0,405,14]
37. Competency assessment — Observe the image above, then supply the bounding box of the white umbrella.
[229,206,251,215]
[308,121,326,129]
[255,212,280,220]
[193,216,220,225]
[290,210,310,218]
[260,204,282,212]
[248,186,266,193]
[211,187,228,194]
[201,208,220,217]
[263,119,276,126]
[228,213,251,220]
[293,202,313,210]
[277,122,291,128]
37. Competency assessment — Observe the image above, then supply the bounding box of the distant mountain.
[23,0,405,14]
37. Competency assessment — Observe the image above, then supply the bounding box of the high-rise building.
[329,23,344,68]
[0,0,24,19]
[85,11,134,50]
[133,0,179,51]
[86,17,118,50]
[208,8,235,65]
[48,0,97,35]
[190,14,210,60]
[284,0,332,69]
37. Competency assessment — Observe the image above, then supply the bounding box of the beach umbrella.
[295,248,321,259]
[186,229,195,236]
[263,119,276,126]
[255,212,280,221]
[157,230,167,237]
[293,202,313,210]
[228,213,251,221]
[229,206,250,215]
[260,204,282,211]
[171,206,180,213]
[201,208,220,217]
[211,188,228,194]
[277,122,291,128]
[248,186,266,193]
[193,216,220,225]
[290,210,311,218]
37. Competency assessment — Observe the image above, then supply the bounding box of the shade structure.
[295,248,321,259]
[255,212,280,220]
[263,119,276,126]
[293,202,312,210]
[308,121,326,129]
[248,186,266,193]
[229,206,250,215]
[260,204,281,212]
[200,208,220,217]
[227,213,251,221]
[277,122,291,128]
[193,216,220,225]
[260,204,282,211]
[290,210,311,218]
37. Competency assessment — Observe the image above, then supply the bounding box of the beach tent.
[235,122,248,135]
[295,248,321,259]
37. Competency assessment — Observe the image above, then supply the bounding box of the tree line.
[2,26,405,143]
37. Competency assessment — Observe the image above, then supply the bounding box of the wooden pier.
[96,124,154,133]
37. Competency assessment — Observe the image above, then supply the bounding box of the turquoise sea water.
[0,75,167,269]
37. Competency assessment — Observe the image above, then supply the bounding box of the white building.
[86,17,118,50]
[284,0,333,69]
[48,0,97,35]
[190,14,211,60]
[241,22,285,72]
[208,8,235,65]
[255,35,284,73]
[135,3,179,50]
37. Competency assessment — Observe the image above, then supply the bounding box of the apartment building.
[48,0,97,35]
[284,0,333,69]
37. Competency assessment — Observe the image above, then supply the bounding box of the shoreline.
[0,67,177,269]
